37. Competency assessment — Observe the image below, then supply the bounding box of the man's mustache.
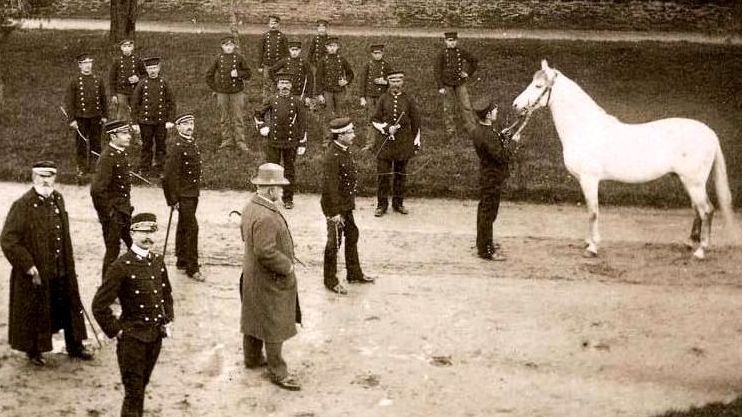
[142,238,154,245]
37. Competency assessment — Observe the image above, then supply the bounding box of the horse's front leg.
[579,177,601,257]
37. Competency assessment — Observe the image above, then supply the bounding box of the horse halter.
[528,72,558,112]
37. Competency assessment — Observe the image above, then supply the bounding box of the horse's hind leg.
[686,213,702,250]
[579,177,601,257]
[685,182,714,259]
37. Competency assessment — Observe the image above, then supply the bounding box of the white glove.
[259,126,270,137]
[303,97,312,107]
[165,122,175,129]
[317,95,325,104]
[414,135,421,147]
[359,97,366,107]
[132,124,141,133]
[111,96,118,105]
[69,120,78,129]
[231,69,239,77]
[438,88,446,95]
[388,124,400,135]
[338,79,348,87]
[297,146,306,156]
[128,75,140,84]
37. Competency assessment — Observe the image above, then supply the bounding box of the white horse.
[512,60,733,259]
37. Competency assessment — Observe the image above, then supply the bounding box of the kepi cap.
[317,19,328,25]
[268,14,281,22]
[130,213,158,232]
[370,44,384,52]
[175,113,195,124]
[32,160,57,176]
[119,39,134,46]
[288,41,302,49]
[143,57,160,66]
[76,53,93,63]
[472,97,498,118]
[329,117,353,134]
[221,35,236,45]
[325,36,339,45]
[275,70,295,82]
[386,71,404,81]
[444,31,458,39]
[251,163,290,186]
[104,120,131,134]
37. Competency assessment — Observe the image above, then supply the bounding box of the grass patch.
[655,395,742,417]
[1,30,741,207]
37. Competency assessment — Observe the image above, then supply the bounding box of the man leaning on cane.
[1,161,93,366]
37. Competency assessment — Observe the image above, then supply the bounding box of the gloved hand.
[128,75,140,84]
[259,126,270,137]
[317,95,325,104]
[360,97,367,107]
[165,122,175,129]
[297,146,306,156]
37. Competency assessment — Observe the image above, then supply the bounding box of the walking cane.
[81,305,103,349]
[162,205,175,261]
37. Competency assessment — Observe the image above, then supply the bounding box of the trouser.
[320,89,350,142]
[263,146,297,203]
[116,335,162,417]
[114,93,134,121]
[261,65,274,102]
[216,92,246,146]
[175,197,199,274]
[476,187,502,255]
[363,96,381,147]
[98,210,132,279]
[324,211,363,288]
[376,158,408,209]
[243,334,286,380]
[139,123,167,172]
[442,84,475,135]
[24,276,84,355]
[73,116,102,173]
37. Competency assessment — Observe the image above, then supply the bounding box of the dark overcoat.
[240,195,301,343]
[371,90,421,161]
[1,189,87,352]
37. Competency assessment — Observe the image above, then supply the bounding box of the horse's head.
[513,60,559,115]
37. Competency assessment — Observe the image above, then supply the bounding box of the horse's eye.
[535,84,544,89]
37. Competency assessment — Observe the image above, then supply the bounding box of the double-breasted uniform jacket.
[258,29,289,68]
[92,250,174,342]
[109,53,146,95]
[360,59,393,99]
[205,52,251,94]
[435,47,479,88]
[131,76,176,125]
[1,189,87,353]
[315,53,354,94]
[307,34,328,67]
[321,142,358,217]
[371,90,422,161]
[270,56,313,97]
[254,95,308,149]
[240,195,301,343]
[162,134,202,206]
[470,122,515,190]
[91,144,133,216]
[65,72,108,120]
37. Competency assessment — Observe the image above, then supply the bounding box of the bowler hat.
[251,163,290,186]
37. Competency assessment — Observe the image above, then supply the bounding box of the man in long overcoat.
[240,163,302,391]
[1,161,92,366]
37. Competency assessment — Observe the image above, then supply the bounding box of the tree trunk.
[110,0,138,44]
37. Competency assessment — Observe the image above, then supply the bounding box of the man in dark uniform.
[65,52,108,177]
[321,118,375,295]
[1,161,93,366]
[370,71,422,217]
[435,32,478,139]
[254,70,308,210]
[162,113,203,281]
[307,19,328,77]
[91,120,134,279]
[92,213,174,417]
[257,15,289,102]
[109,39,146,122]
[131,57,176,176]
[359,44,393,148]
[467,97,519,261]
[206,35,251,152]
[316,37,354,144]
[270,41,313,106]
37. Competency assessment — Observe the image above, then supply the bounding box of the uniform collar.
[332,141,349,151]
[178,133,194,142]
[131,244,150,259]
[109,142,125,152]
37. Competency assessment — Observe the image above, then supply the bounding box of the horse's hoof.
[692,248,706,260]
[582,249,598,258]
[684,239,699,251]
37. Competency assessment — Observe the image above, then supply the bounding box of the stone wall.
[48,0,741,32]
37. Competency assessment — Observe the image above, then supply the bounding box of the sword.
[162,205,175,260]
[60,107,153,185]
[80,304,103,349]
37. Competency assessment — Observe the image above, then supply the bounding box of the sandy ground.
[0,180,741,417]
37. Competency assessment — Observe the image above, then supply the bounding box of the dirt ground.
[0,180,741,417]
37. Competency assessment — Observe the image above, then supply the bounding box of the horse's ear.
[541,59,550,70]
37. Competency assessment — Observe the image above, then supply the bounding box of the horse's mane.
[555,70,620,124]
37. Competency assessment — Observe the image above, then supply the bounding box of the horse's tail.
[713,141,738,242]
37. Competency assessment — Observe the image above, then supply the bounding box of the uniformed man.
[131,57,176,176]
[91,120,134,279]
[468,97,518,261]
[321,118,374,295]
[205,35,251,152]
[370,71,422,217]
[65,52,108,177]
[359,44,393,147]
[162,113,203,281]
[109,39,146,122]
[270,41,313,106]
[254,70,308,210]
[1,161,93,366]
[435,32,478,138]
[316,37,354,143]
[307,19,329,74]
[241,163,302,391]
[92,212,174,417]
[257,15,289,102]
